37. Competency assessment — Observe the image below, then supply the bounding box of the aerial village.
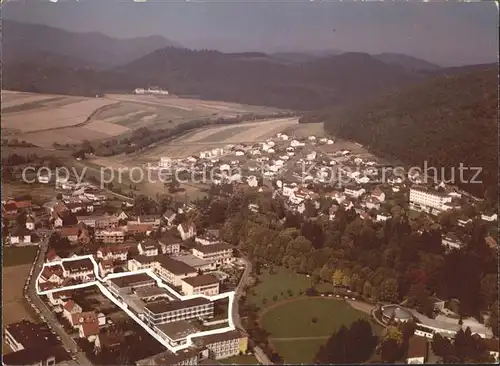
[2,130,498,366]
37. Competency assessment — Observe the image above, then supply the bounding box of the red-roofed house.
[14,200,33,210]
[71,311,97,328]
[78,320,100,348]
[126,223,154,235]
[39,265,64,285]
[371,187,386,202]
[58,226,80,243]
[46,250,61,263]
[47,290,72,306]
[63,300,83,325]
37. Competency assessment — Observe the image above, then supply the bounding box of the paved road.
[26,240,91,365]
[231,258,273,365]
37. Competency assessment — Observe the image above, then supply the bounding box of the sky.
[3,0,498,66]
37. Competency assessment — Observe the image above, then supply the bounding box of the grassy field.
[261,297,379,364]
[219,354,260,365]
[2,264,36,354]
[247,267,313,308]
[3,246,38,267]
[271,338,327,364]
[261,298,371,338]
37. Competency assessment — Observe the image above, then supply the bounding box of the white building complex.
[409,186,455,215]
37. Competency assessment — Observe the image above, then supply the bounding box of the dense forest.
[301,68,498,197]
[3,48,426,110]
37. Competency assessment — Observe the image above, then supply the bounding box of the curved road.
[232,258,273,365]
[26,239,91,365]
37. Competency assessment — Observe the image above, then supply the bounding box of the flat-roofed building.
[409,186,453,215]
[136,347,204,366]
[156,320,200,348]
[181,274,220,296]
[2,345,72,366]
[192,243,234,266]
[175,254,216,272]
[143,297,214,325]
[134,286,175,301]
[107,273,156,297]
[95,230,125,244]
[193,330,248,360]
[128,255,198,287]
[4,320,60,353]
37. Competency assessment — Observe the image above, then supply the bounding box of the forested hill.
[303,68,498,197]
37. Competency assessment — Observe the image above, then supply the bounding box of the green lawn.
[219,354,260,365]
[261,297,370,338]
[272,338,327,364]
[3,246,38,267]
[248,267,312,308]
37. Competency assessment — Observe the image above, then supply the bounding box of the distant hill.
[373,52,441,71]
[108,49,425,110]
[304,67,497,196]
[3,42,427,110]
[2,19,182,68]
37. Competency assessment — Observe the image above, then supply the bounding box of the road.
[231,258,273,365]
[26,239,91,365]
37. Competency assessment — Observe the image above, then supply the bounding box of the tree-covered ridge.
[303,68,498,197]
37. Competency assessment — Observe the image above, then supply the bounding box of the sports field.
[260,297,378,364]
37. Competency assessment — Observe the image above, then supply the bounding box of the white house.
[138,239,160,257]
[290,139,305,148]
[441,235,464,250]
[178,222,196,241]
[25,216,35,231]
[344,187,366,198]
[481,213,498,222]
[376,213,391,222]
[10,227,32,244]
[306,151,317,161]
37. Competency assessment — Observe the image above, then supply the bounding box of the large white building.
[143,298,214,326]
[181,274,220,296]
[192,243,234,266]
[128,255,198,287]
[409,186,453,214]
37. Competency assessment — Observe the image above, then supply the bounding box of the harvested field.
[2,98,115,132]
[2,91,286,149]
[84,121,131,135]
